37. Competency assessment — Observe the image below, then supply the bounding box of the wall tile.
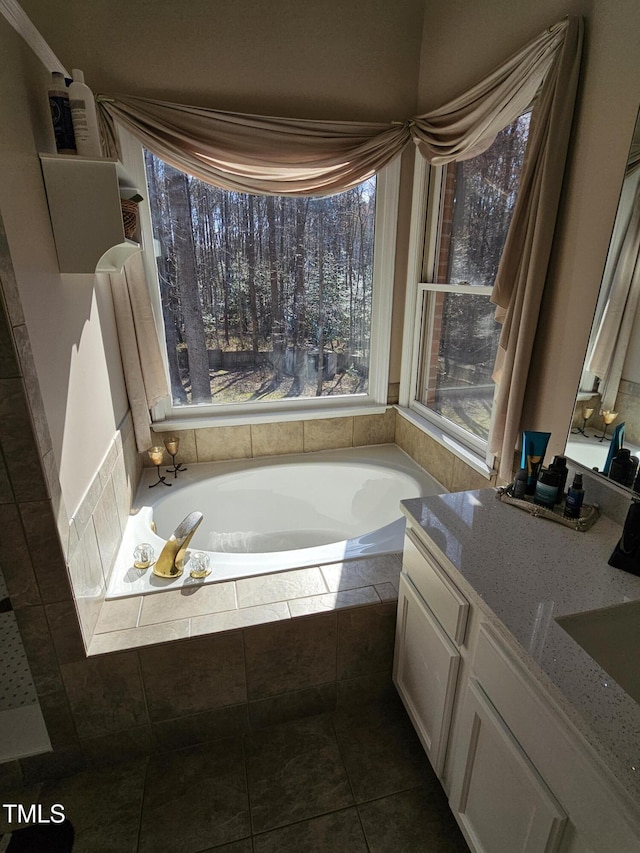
[0,502,41,606]
[449,455,494,492]
[97,438,119,490]
[0,295,19,377]
[12,324,52,457]
[72,473,103,538]
[353,409,396,446]
[138,633,246,721]
[0,378,48,502]
[92,479,122,583]
[244,613,337,699]
[303,417,353,451]
[251,421,303,457]
[19,500,71,603]
[395,417,450,490]
[337,602,396,680]
[151,704,250,752]
[147,428,197,465]
[111,451,133,532]
[195,425,252,462]
[60,652,148,738]
[0,450,14,504]
[0,215,25,326]
[67,521,106,645]
[45,600,86,664]
[236,567,326,608]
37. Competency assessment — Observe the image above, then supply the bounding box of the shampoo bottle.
[68,69,102,157]
[564,473,585,519]
[549,455,568,504]
[48,71,75,154]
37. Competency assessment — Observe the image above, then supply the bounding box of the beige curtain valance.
[97,18,575,197]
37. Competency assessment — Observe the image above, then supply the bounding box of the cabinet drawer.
[403,528,469,646]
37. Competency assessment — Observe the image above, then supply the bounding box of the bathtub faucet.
[153,511,204,578]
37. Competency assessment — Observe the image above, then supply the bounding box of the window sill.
[394,405,495,480]
[152,402,390,432]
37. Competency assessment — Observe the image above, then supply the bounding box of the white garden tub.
[106,444,445,598]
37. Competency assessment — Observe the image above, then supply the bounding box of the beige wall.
[0,16,130,515]
[19,0,426,121]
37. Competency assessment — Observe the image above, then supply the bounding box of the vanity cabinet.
[395,519,640,853]
[39,154,142,273]
[393,528,468,776]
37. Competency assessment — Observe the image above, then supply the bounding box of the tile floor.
[1,691,469,852]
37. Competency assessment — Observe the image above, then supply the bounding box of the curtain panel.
[97,17,582,476]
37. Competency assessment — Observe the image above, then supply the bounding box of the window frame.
[119,127,401,428]
[399,149,498,473]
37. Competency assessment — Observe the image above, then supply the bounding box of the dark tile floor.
[1,693,469,852]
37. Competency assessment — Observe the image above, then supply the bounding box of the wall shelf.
[39,153,142,274]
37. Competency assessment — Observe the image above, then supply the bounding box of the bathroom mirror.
[564,108,640,488]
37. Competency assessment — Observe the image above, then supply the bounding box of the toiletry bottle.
[48,71,76,154]
[512,468,528,499]
[609,448,632,485]
[534,468,560,508]
[564,473,585,519]
[628,455,639,488]
[68,69,102,157]
[549,455,568,504]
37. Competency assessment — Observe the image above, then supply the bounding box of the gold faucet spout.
[153,511,204,578]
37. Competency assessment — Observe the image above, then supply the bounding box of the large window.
[403,114,531,456]
[142,151,399,418]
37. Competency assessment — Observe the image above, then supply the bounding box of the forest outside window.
[143,152,398,417]
[407,114,531,456]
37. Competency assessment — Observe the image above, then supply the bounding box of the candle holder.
[164,436,187,479]
[148,446,172,487]
[597,410,618,442]
[571,406,594,436]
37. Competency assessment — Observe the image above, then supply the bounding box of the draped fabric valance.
[97,18,575,197]
[98,16,582,478]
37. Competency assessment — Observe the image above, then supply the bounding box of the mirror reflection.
[566,109,640,489]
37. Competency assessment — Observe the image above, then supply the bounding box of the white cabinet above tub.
[39,154,142,273]
[395,489,640,852]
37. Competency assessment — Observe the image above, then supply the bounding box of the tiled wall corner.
[145,408,398,468]
[394,412,496,492]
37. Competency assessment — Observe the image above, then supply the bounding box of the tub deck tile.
[288,586,380,617]
[88,619,190,654]
[138,580,237,626]
[320,554,401,593]
[236,567,327,608]
[191,601,290,636]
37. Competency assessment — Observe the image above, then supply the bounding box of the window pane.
[418,290,501,441]
[144,151,376,407]
[436,113,531,287]
[417,114,530,443]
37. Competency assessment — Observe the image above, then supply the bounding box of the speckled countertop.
[400,489,640,807]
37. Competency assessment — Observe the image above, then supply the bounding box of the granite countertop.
[400,489,640,807]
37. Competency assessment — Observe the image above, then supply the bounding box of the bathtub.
[106,444,445,598]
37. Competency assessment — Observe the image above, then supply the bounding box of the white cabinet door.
[393,572,460,777]
[449,678,567,853]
